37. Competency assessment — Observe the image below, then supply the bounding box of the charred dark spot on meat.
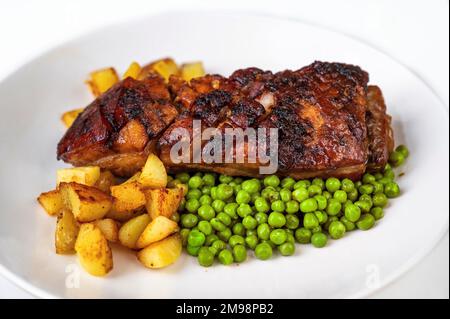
[191,90,232,126]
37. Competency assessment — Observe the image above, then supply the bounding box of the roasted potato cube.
[60,182,112,222]
[57,166,100,186]
[61,108,84,128]
[118,214,151,249]
[93,218,119,242]
[124,172,141,184]
[55,209,80,254]
[75,223,113,276]
[106,208,143,222]
[137,233,182,269]
[37,189,63,216]
[94,170,117,194]
[139,154,167,188]
[123,61,141,79]
[144,187,183,220]
[138,58,178,82]
[181,62,205,82]
[86,67,119,97]
[136,216,179,249]
[110,181,146,212]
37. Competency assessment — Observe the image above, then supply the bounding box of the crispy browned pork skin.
[57,61,394,179]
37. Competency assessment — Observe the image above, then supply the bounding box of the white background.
[0,0,448,298]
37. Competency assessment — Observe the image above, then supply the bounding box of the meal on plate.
[37,58,409,276]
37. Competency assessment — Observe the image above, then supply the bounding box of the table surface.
[0,0,448,299]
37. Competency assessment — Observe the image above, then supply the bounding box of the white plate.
[0,11,448,299]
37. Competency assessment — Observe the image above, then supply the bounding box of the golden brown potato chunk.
[136,216,179,249]
[143,187,183,220]
[38,189,63,216]
[137,233,182,269]
[118,214,151,249]
[55,209,80,254]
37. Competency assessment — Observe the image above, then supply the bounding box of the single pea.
[295,227,312,244]
[246,229,257,237]
[270,229,287,245]
[343,199,353,210]
[217,212,232,226]
[308,184,323,196]
[292,187,309,202]
[372,193,388,207]
[268,212,286,228]
[233,184,242,195]
[340,216,356,231]
[355,181,362,188]
[271,200,286,212]
[314,211,328,224]
[359,184,374,195]
[385,163,392,171]
[348,189,359,202]
[212,240,227,252]
[257,223,271,240]
[181,213,198,228]
[198,220,213,235]
[333,190,348,203]
[241,179,261,194]
[372,182,384,194]
[311,225,322,233]
[197,247,214,267]
[294,180,311,189]
[231,223,244,237]
[205,234,219,246]
[378,177,393,186]
[254,197,270,213]
[362,173,376,184]
[255,212,269,225]
[218,249,234,265]
[224,203,239,219]
[233,244,247,263]
[170,212,180,223]
[359,194,373,204]
[199,195,212,206]
[198,204,215,221]
[344,204,361,222]
[285,200,300,214]
[389,151,405,167]
[186,244,201,256]
[281,177,296,190]
[202,185,212,195]
[211,199,225,213]
[341,178,355,192]
[278,242,295,256]
[324,216,339,231]
[210,186,218,200]
[235,190,251,205]
[396,145,409,158]
[237,204,253,218]
[202,173,216,186]
[175,172,190,183]
[210,218,227,232]
[286,214,300,229]
[326,199,342,216]
[261,187,280,202]
[229,235,245,247]
[187,230,206,247]
[300,198,318,213]
[385,182,400,198]
[186,189,202,200]
[242,215,258,230]
[357,213,376,230]
[279,188,292,202]
[264,175,280,188]
[312,178,325,190]
[314,195,328,210]
[216,184,234,200]
[370,207,385,220]
[384,169,396,180]
[328,221,346,239]
[303,213,319,229]
[218,174,233,184]
[245,235,259,250]
[261,239,276,249]
[374,172,384,180]
[355,200,372,213]
[188,176,203,189]
[180,228,190,246]
[254,242,273,260]
[311,232,328,248]
[325,177,341,193]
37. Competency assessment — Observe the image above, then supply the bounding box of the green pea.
[355,200,372,213]
[328,221,346,239]
[344,203,361,222]
[311,225,322,233]
[176,172,190,183]
[233,177,244,184]
[294,180,311,189]
[396,145,409,158]
[303,213,319,229]
[300,198,318,213]
[235,190,250,205]
[210,218,226,232]
[292,187,309,202]
[372,182,384,194]
[181,213,198,228]
[255,212,268,225]
[271,200,286,212]
[281,177,296,190]
[279,188,292,202]
[385,182,400,198]
[340,216,356,231]
[359,184,374,195]
[233,184,242,195]
[326,199,342,216]
[241,179,261,194]
[314,211,328,224]
[237,204,253,218]
[285,200,300,214]
[355,181,362,188]
[312,178,325,190]
[216,212,231,226]
[356,213,375,230]
[218,249,234,265]
[268,212,286,228]
[384,169,396,180]
[232,244,247,263]
[216,184,234,200]
[389,151,405,167]
[188,176,203,189]
[286,233,296,244]
[170,212,180,223]
[374,172,384,180]
[201,186,211,195]
[257,223,271,240]
[245,235,259,249]
[311,232,328,248]
[347,189,358,202]
[278,242,295,256]
[242,215,258,230]
[229,235,245,247]
[314,195,327,210]
[254,242,273,260]
[362,173,376,184]
[341,178,355,192]
[178,198,186,212]
[295,227,312,244]
[270,229,287,245]
[187,244,201,256]
[230,224,243,237]
[180,228,190,246]
[224,203,238,219]
[197,247,214,267]
[308,185,322,197]
[219,174,233,184]
[198,205,215,221]
[211,199,226,213]
[359,194,373,204]
[186,189,202,200]
[198,220,213,235]
[324,216,339,231]
[198,195,212,206]
[187,230,206,247]
[210,186,218,200]
[322,191,332,200]
[205,234,219,246]
[253,197,269,213]
[370,207,384,220]
[261,187,280,202]
[264,175,280,188]
[202,173,216,186]
[372,193,388,207]
[325,177,341,193]
[211,239,227,251]
[246,229,257,237]
[286,214,300,229]
[333,190,348,203]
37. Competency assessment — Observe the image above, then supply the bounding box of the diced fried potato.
[86,67,119,97]
[106,207,143,222]
[138,58,178,82]
[55,209,80,254]
[139,154,167,188]
[123,61,141,79]
[60,182,112,222]
[143,187,183,220]
[118,214,151,249]
[61,108,84,128]
[137,233,182,269]
[57,166,100,186]
[181,62,205,82]
[93,218,119,242]
[37,189,63,216]
[124,172,141,184]
[94,170,117,194]
[136,216,179,249]
[110,181,146,212]
[75,223,113,276]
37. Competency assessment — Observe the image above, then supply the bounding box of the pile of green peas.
[170,145,409,267]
